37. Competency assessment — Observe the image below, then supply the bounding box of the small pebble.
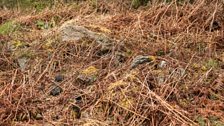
[50,86,63,96]
[35,113,43,120]
[75,96,82,103]
[71,105,81,119]
[55,74,64,82]
[158,60,167,69]
[131,55,155,69]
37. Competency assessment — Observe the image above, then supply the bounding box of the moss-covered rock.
[131,55,156,69]
[77,66,99,85]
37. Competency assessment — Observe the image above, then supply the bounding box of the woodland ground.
[0,1,224,126]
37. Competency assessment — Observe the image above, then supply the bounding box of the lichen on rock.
[77,66,99,85]
[58,20,112,47]
[131,55,156,69]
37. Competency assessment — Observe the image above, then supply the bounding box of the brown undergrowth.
[0,0,224,126]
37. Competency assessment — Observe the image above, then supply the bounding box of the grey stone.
[157,75,165,85]
[17,57,28,71]
[131,55,154,69]
[35,113,43,120]
[71,105,81,119]
[54,74,64,82]
[50,86,63,96]
[158,60,167,69]
[76,66,99,85]
[59,23,112,48]
[76,74,97,85]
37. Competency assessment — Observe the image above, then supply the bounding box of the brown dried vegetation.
[0,0,224,125]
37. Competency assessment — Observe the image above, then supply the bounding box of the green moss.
[36,19,55,30]
[205,59,218,69]
[0,21,17,35]
[156,50,166,56]
[196,116,206,126]
[131,0,149,9]
[90,0,98,8]
[208,91,219,100]
[209,116,224,126]
[36,20,46,30]
[13,48,35,59]
[212,121,224,126]
[1,0,54,11]
[32,1,51,11]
